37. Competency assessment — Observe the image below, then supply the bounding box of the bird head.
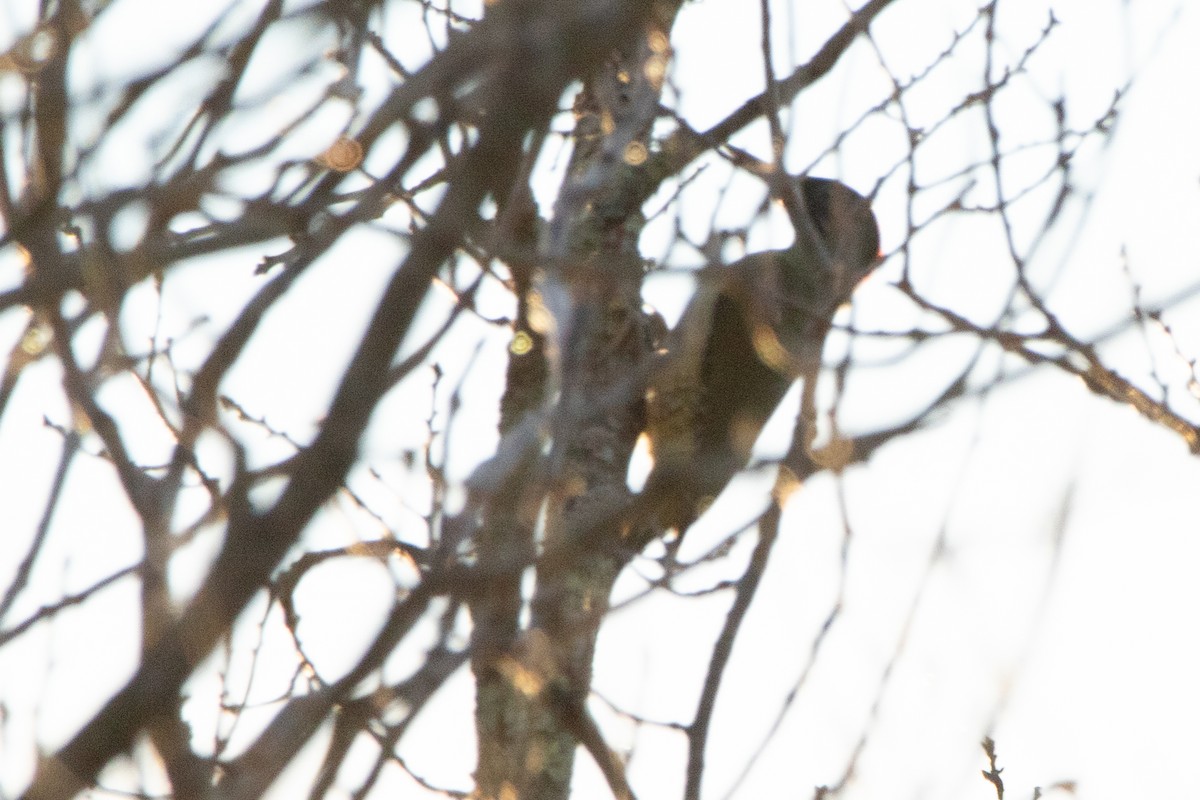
[732,176,881,374]
[785,175,881,301]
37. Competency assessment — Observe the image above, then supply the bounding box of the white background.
[1,1,1199,799]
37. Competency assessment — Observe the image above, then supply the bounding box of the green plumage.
[646,176,880,532]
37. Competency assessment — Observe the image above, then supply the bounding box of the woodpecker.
[646,176,881,533]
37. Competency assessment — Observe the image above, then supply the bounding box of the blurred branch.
[658,0,899,178]
[907,292,1200,453]
[0,427,79,626]
[0,1,1178,799]
[684,495,782,800]
[0,564,138,649]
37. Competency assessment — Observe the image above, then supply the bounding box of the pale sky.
[1,1,1199,799]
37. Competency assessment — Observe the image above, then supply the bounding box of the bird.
[645,175,881,535]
